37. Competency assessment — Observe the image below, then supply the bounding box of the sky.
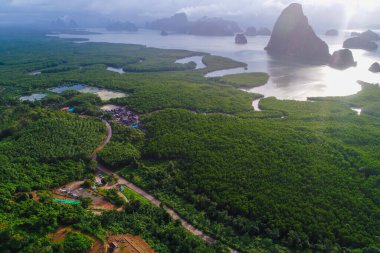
[0,0,379,29]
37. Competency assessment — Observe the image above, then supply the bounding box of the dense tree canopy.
[0,29,379,252]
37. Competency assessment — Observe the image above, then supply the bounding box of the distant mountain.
[350,30,379,40]
[325,29,338,36]
[146,13,241,36]
[343,37,378,51]
[256,27,271,36]
[265,3,330,65]
[189,17,241,36]
[106,21,138,32]
[245,27,257,36]
[146,13,189,33]
[359,30,380,41]
[351,32,361,37]
[51,17,78,29]
[344,30,379,51]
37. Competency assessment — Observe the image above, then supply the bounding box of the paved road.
[94,120,239,252]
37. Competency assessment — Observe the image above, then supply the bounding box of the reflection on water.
[175,56,206,69]
[252,99,261,111]
[107,66,126,74]
[49,84,88,93]
[52,29,380,100]
[351,107,362,115]
[20,93,47,102]
[251,44,379,100]
[49,84,127,101]
[28,71,41,76]
[20,85,127,102]
[251,62,363,100]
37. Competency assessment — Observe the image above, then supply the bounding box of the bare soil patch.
[106,234,155,253]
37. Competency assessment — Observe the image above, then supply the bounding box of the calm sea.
[54,29,380,100]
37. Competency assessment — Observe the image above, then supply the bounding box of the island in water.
[265,3,331,65]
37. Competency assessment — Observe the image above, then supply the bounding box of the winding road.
[93,120,239,252]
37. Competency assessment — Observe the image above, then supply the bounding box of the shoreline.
[49,29,374,101]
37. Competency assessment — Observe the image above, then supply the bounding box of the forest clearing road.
[94,120,239,252]
[96,164,217,244]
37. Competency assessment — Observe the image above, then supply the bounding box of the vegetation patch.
[98,142,141,169]
[128,107,380,252]
[309,82,380,117]
[122,187,150,205]
[53,231,94,253]
[202,55,247,73]
[218,72,269,88]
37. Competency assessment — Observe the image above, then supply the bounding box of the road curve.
[94,120,239,252]
[91,120,112,160]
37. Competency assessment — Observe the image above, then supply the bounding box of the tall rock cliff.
[265,3,330,65]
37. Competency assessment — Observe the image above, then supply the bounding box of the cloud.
[0,0,379,28]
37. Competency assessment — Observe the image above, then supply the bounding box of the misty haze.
[0,1,379,253]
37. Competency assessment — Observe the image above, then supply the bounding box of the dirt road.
[91,120,112,160]
[97,164,216,244]
[94,120,239,252]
